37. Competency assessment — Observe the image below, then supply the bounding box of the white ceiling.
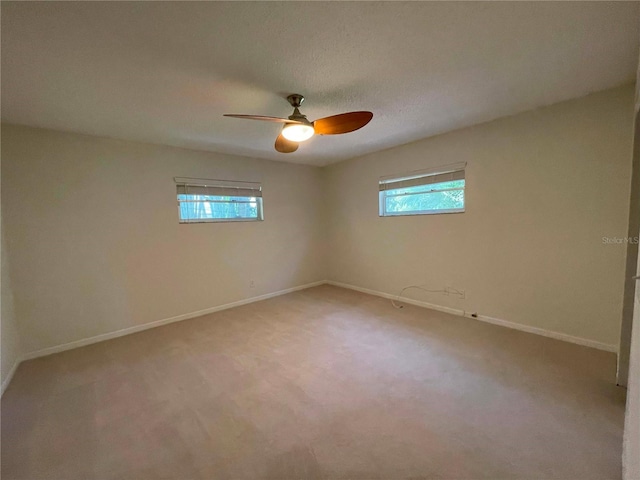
[2,2,639,166]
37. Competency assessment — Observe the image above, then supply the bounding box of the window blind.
[379,164,465,191]
[175,177,262,198]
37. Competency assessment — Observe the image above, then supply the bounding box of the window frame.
[378,163,466,217]
[175,177,264,224]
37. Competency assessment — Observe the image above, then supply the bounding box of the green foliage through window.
[178,194,261,222]
[380,179,465,216]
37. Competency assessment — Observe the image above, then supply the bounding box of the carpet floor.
[1,285,626,479]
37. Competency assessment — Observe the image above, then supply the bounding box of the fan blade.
[275,133,298,153]
[223,114,303,124]
[313,111,373,135]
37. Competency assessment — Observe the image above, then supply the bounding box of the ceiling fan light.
[282,123,314,142]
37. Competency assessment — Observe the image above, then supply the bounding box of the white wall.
[1,125,326,355]
[325,85,635,349]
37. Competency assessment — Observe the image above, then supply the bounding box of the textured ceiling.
[2,2,639,166]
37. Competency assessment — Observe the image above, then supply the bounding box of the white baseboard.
[21,280,327,362]
[6,277,615,396]
[326,280,618,353]
[1,358,21,397]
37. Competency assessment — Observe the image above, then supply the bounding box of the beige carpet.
[1,285,626,479]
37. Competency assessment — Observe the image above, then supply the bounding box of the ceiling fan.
[224,94,373,153]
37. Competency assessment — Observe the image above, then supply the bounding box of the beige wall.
[1,133,22,389]
[1,199,22,391]
[325,85,634,348]
[617,64,640,387]
[1,125,326,355]
[622,65,640,480]
[1,85,634,359]
[623,171,640,480]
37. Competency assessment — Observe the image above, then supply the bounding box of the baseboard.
[1,358,21,397]
[21,280,327,362]
[12,277,616,387]
[469,312,617,353]
[326,280,618,353]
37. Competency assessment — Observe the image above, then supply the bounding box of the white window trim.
[174,177,264,224]
[378,163,466,217]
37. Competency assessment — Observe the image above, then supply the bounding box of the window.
[379,163,465,216]
[175,177,263,223]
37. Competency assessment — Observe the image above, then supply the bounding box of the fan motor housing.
[286,94,305,108]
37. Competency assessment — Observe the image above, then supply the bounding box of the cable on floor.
[391,285,464,309]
